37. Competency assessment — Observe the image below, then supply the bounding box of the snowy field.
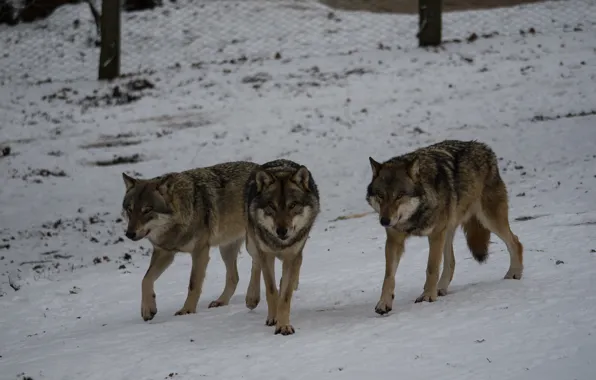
[1,0,595,83]
[1,0,596,379]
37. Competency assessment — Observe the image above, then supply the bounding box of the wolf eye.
[141,206,153,214]
[267,202,277,211]
[288,202,298,210]
[376,193,384,200]
[125,205,132,213]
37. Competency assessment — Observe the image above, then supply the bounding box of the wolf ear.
[155,175,176,213]
[122,173,137,191]
[255,170,274,192]
[157,175,175,197]
[292,166,311,191]
[408,159,420,179]
[369,157,382,178]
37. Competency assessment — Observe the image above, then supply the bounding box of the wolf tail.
[462,215,491,263]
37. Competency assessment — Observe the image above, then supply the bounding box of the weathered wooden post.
[418,0,442,47]
[98,0,121,80]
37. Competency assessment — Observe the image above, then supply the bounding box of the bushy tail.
[463,215,491,263]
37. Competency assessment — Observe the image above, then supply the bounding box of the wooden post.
[418,0,442,47]
[98,0,121,80]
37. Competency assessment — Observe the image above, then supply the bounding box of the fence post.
[418,0,442,47]
[98,0,121,80]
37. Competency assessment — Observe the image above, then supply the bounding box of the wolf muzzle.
[125,230,144,241]
[276,227,289,240]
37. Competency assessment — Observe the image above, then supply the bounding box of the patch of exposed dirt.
[1,209,150,294]
[9,167,68,183]
[81,138,142,149]
[531,109,596,122]
[329,211,374,222]
[443,31,501,44]
[0,145,11,157]
[129,112,212,130]
[514,214,549,222]
[319,0,547,14]
[41,78,156,111]
[93,154,144,167]
[79,83,146,110]
[281,65,374,94]
[569,220,596,226]
[242,72,272,85]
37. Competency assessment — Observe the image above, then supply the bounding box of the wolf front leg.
[275,251,303,335]
[279,252,301,292]
[260,252,278,327]
[141,246,175,321]
[375,229,406,315]
[416,229,446,303]
[175,243,210,316]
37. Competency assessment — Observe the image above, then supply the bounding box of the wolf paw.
[415,291,438,303]
[245,295,260,310]
[437,288,448,297]
[174,307,197,316]
[141,302,157,321]
[265,316,277,326]
[275,324,295,336]
[504,268,523,280]
[208,299,227,308]
[374,299,393,315]
[141,294,157,321]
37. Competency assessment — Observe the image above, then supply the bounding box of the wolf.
[366,140,524,315]
[243,159,320,335]
[121,161,260,321]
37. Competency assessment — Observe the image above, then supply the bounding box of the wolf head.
[121,173,173,241]
[366,157,422,228]
[249,166,319,242]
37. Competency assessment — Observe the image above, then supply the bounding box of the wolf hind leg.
[246,258,262,310]
[415,228,446,303]
[175,244,210,316]
[209,238,243,308]
[437,226,457,296]
[245,236,262,310]
[478,184,524,280]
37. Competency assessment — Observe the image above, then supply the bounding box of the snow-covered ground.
[1,0,595,83]
[1,0,596,379]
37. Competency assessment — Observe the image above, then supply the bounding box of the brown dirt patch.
[93,154,144,167]
[319,0,547,14]
[129,112,211,130]
[81,139,143,149]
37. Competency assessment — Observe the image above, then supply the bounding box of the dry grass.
[318,0,547,14]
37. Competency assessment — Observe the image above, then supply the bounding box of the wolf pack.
[121,139,524,336]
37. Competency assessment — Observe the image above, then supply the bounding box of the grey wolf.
[366,140,523,315]
[121,161,260,321]
[243,159,320,335]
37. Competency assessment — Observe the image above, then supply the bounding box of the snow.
[1,0,595,83]
[1,0,596,379]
